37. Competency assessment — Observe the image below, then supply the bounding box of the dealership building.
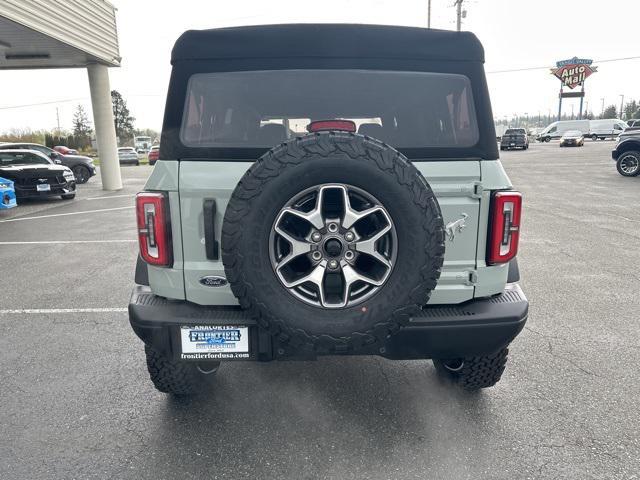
[0,0,122,190]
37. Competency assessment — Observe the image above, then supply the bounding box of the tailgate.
[179,160,482,306]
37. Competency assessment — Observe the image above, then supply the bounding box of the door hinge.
[472,182,484,198]
[466,270,478,285]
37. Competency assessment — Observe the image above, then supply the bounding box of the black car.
[0,150,76,200]
[500,128,529,150]
[0,142,96,184]
[612,134,640,177]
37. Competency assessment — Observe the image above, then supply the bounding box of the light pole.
[428,0,432,28]
[455,0,464,31]
[619,94,625,119]
[600,97,605,117]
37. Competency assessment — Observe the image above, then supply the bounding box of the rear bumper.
[129,283,528,361]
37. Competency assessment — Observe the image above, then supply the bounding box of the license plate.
[179,325,250,360]
[37,183,50,192]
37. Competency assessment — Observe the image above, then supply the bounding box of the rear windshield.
[181,70,479,149]
[505,129,525,135]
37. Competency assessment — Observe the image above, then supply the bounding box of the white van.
[537,120,589,142]
[588,119,628,140]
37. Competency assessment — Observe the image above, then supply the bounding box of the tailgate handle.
[203,199,219,260]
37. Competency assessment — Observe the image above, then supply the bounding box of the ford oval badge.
[199,276,228,287]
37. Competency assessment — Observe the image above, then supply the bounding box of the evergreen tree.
[111,90,135,141]
[72,104,93,137]
[601,105,618,119]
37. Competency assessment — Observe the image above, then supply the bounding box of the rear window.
[181,70,479,149]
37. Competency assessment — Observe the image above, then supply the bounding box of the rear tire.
[591,134,598,141]
[616,151,640,177]
[433,348,509,391]
[145,345,219,395]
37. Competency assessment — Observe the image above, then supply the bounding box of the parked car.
[537,120,589,142]
[118,147,140,165]
[129,24,528,396]
[53,145,79,155]
[0,150,76,200]
[0,176,17,209]
[612,134,640,177]
[147,145,160,165]
[559,130,584,147]
[626,119,640,129]
[588,119,627,140]
[0,142,95,184]
[500,128,529,150]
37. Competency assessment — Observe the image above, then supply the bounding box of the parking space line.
[0,308,127,314]
[0,206,134,223]
[86,194,135,200]
[0,240,137,245]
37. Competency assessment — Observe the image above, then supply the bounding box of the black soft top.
[171,24,484,64]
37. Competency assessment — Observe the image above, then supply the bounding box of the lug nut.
[328,259,339,270]
[344,250,354,260]
[344,231,355,242]
[312,251,322,261]
[327,223,339,233]
[311,232,322,242]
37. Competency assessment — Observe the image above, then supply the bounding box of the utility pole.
[428,0,432,28]
[56,107,61,134]
[600,97,605,117]
[454,0,464,31]
[619,94,625,119]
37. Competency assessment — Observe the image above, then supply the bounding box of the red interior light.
[307,120,356,133]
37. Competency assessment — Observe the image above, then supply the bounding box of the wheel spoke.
[280,261,327,292]
[338,185,385,230]
[354,224,392,268]
[337,262,385,307]
[273,225,313,269]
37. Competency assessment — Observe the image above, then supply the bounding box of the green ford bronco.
[129,24,528,395]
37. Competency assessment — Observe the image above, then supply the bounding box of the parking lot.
[0,141,638,479]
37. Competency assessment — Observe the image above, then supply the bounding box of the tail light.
[487,191,522,265]
[136,192,172,266]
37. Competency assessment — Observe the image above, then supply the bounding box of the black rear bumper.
[129,284,528,361]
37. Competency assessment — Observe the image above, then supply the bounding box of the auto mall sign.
[550,57,597,89]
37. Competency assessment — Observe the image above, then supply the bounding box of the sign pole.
[578,83,585,120]
[558,85,563,121]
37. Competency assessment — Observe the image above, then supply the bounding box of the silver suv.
[129,24,528,395]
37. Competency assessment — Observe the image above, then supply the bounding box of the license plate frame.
[179,325,251,360]
[36,183,51,192]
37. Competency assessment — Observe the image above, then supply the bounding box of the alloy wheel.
[269,183,397,309]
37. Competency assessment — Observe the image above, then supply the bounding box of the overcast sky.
[1,0,639,132]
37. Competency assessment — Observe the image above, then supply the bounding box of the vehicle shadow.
[141,357,494,479]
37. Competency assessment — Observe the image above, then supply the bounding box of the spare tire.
[222,132,445,353]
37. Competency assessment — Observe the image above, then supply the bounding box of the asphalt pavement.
[0,143,638,479]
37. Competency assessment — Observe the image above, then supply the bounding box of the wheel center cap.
[323,238,343,258]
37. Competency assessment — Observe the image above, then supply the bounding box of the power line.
[0,93,163,111]
[0,97,87,110]
[487,55,640,74]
